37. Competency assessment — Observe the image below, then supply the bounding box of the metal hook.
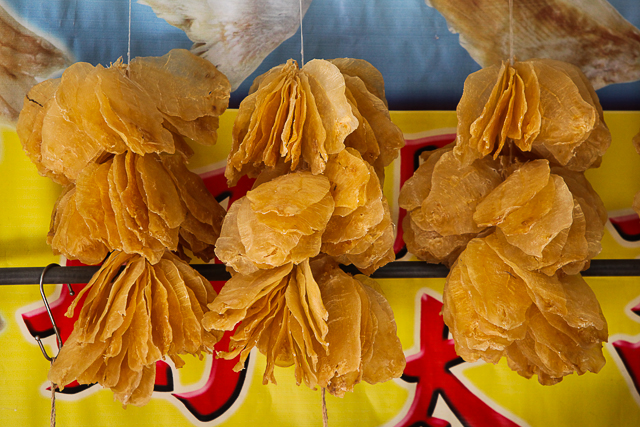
[34,263,63,362]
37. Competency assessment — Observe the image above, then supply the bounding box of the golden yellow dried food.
[443,237,607,384]
[226,57,402,185]
[129,49,230,143]
[203,257,404,397]
[49,251,222,406]
[455,58,610,171]
[475,159,575,258]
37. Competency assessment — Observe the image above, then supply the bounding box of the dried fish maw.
[247,171,330,217]
[398,145,453,212]
[314,267,362,396]
[502,175,574,258]
[422,150,502,236]
[322,188,384,244]
[96,66,174,155]
[475,159,550,228]
[74,65,127,153]
[330,58,388,108]
[256,192,334,237]
[204,263,293,332]
[49,188,109,265]
[75,162,110,244]
[344,96,380,167]
[324,148,370,216]
[17,78,71,185]
[122,151,150,233]
[342,74,404,166]
[356,276,405,384]
[129,49,230,121]
[215,200,259,275]
[462,239,532,331]
[425,0,640,90]
[302,59,359,156]
[40,98,104,181]
[136,153,186,229]
[402,214,475,267]
[299,71,329,175]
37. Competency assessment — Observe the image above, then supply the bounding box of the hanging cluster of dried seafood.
[206,58,406,396]
[17,49,231,405]
[399,58,610,385]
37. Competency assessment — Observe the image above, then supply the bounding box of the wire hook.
[34,263,63,362]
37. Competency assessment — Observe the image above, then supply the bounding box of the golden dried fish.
[49,251,221,406]
[443,236,607,384]
[426,0,640,89]
[455,59,610,171]
[203,257,404,397]
[0,5,71,123]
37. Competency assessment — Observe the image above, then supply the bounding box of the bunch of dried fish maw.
[398,145,501,266]
[203,257,404,397]
[225,58,404,184]
[211,58,404,396]
[49,251,222,406]
[215,172,334,274]
[17,49,230,184]
[444,237,607,385]
[455,59,610,171]
[19,49,231,407]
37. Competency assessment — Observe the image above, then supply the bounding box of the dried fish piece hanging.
[225,58,404,184]
[49,251,222,406]
[398,144,501,266]
[216,172,334,274]
[443,237,607,385]
[203,257,404,397]
[455,58,610,171]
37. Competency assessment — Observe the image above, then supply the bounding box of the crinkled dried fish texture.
[217,173,333,274]
[49,251,221,406]
[475,159,575,258]
[203,257,404,397]
[443,237,607,385]
[50,151,223,265]
[426,0,640,89]
[16,78,71,185]
[129,49,230,146]
[455,59,610,171]
[140,0,312,91]
[226,59,359,183]
[19,50,230,183]
[0,5,71,123]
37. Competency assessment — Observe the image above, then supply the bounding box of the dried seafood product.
[49,251,222,406]
[398,144,501,266]
[213,57,404,396]
[455,58,610,171]
[225,58,404,184]
[425,0,640,90]
[0,5,71,123]
[443,237,607,385]
[18,49,231,406]
[140,0,313,91]
[203,257,404,397]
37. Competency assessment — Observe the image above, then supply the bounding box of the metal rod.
[1,259,640,285]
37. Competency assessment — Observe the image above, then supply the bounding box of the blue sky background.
[4,0,639,111]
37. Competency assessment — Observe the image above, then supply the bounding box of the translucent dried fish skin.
[455,59,611,171]
[203,257,404,397]
[443,236,607,384]
[49,251,221,406]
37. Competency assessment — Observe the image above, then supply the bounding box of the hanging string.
[508,0,514,65]
[299,0,305,66]
[322,388,328,427]
[50,379,57,427]
[127,0,132,74]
